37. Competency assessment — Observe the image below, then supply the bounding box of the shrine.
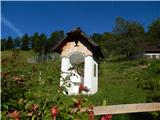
[53,27,104,95]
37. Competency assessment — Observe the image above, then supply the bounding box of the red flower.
[88,111,94,120]
[31,104,39,111]
[79,83,85,93]
[10,111,20,120]
[50,106,58,117]
[79,83,90,93]
[74,98,82,108]
[101,114,112,120]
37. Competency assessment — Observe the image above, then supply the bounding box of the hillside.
[1,50,160,120]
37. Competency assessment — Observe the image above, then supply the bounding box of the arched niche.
[53,27,104,95]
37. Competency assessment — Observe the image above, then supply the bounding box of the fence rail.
[79,103,160,115]
[27,53,60,63]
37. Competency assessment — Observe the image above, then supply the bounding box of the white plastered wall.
[84,56,93,94]
[143,53,160,59]
[60,57,71,85]
[84,56,98,94]
[60,40,98,95]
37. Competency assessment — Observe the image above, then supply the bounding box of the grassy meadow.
[1,50,160,120]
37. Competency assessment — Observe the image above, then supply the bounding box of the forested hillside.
[1,17,160,59]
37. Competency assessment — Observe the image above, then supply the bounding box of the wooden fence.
[27,53,60,63]
[79,103,160,115]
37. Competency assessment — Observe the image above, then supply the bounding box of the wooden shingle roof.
[53,27,104,58]
[141,42,160,53]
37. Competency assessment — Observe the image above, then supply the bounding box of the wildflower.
[88,110,94,120]
[31,104,39,111]
[101,114,112,120]
[10,111,20,120]
[50,106,58,120]
[79,83,85,93]
[73,98,82,108]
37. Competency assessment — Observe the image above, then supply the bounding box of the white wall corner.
[84,56,94,94]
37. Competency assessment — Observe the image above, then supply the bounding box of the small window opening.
[152,55,156,59]
[94,63,96,77]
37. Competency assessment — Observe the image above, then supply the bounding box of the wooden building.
[143,43,160,59]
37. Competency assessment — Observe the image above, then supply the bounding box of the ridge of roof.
[141,42,160,52]
[52,27,104,58]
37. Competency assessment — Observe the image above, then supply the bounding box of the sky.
[1,1,160,38]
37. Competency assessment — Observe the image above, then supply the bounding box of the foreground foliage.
[1,50,105,120]
[1,50,160,120]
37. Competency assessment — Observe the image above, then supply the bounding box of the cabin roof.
[141,42,160,53]
[53,27,104,58]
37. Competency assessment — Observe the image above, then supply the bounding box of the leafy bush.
[1,50,97,120]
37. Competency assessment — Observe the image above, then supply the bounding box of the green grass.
[1,50,36,62]
[89,60,147,105]
[2,50,160,105]
[1,51,160,120]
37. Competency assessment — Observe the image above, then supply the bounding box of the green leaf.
[102,100,107,106]
[72,98,78,103]
[1,104,9,110]
[152,112,159,118]
[31,115,36,120]
[25,101,34,110]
